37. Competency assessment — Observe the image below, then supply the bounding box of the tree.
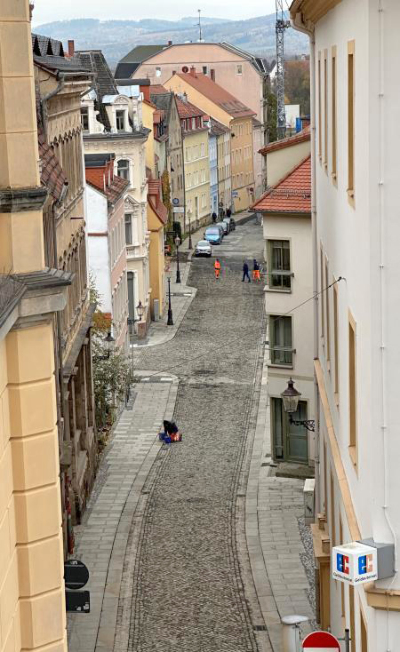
[89,276,133,431]
[161,169,173,231]
[284,59,310,116]
[266,89,278,143]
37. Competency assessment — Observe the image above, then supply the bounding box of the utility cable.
[133,276,345,381]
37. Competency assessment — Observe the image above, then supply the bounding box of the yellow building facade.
[166,70,256,211]
[0,2,69,651]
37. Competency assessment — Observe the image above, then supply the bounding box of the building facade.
[85,154,130,351]
[175,96,211,230]
[213,120,232,215]
[166,70,255,212]
[79,51,152,336]
[121,42,268,199]
[209,129,218,216]
[33,36,98,538]
[291,0,400,647]
[253,156,314,467]
[0,3,71,650]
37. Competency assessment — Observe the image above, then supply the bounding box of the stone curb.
[245,347,283,652]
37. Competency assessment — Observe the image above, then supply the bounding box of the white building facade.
[254,155,314,467]
[79,51,151,335]
[291,0,400,647]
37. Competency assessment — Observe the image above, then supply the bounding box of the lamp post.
[281,378,315,432]
[175,235,181,284]
[97,331,115,361]
[187,212,193,250]
[167,276,174,326]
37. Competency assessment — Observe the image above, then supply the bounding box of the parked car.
[220,220,229,235]
[195,240,212,257]
[223,216,236,232]
[204,227,222,244]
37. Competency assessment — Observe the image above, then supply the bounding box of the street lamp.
[187,212,193,250]
[175,235,181,284]
[97,331,115,361]
[167,275,174,326]
[281,378,315,432]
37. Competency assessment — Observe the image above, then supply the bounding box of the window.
[349,312,357,465]
[192,117,196,130]
[117,159,130,181]
[237,64,243,75]
[202,65,208,75]
[269,315,293,366]
[325,260,330,363]
[116,110,125,132]
[333,282,339,399]
[200,142,205,157]
[348,40,355,201]
[268,240,291,290]
[81,107,89,131]
[156,66,161,77]
[332,46,337,179]
[324,49,328,168]
[318,52,322,159]
[125,214,132,245]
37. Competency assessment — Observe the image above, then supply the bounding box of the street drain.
[253,625,267,631]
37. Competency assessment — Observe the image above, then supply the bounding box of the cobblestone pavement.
[124,220,271,651]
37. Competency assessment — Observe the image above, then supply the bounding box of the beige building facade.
[0,2,70,650]
[166,70,255,212]
[33,37,97,542]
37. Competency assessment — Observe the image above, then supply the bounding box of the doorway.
[271,397,308,463]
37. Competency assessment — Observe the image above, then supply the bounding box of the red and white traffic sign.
[302,631,340,651]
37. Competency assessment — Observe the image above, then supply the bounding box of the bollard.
[282,615,309,652]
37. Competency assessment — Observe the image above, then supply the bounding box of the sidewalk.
[67,374,178,652]
[246,348,316,650]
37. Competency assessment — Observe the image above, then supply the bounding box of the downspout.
[291,11,320,513]
[377,3,397,648]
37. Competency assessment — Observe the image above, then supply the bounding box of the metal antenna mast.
[198,9,203,42]
[275,0,290,139]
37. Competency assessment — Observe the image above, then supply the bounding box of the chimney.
[168,40,173,46]
[140,84,150,103]
[68,40,75,57]
[29,3,34,21]
[189,66,196,77]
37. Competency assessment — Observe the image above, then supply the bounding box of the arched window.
[117,159,130,181]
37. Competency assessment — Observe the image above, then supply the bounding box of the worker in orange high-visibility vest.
[214,258,221,279]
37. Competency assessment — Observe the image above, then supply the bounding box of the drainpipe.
[291,11,319,514]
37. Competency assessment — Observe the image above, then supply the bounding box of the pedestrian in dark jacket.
[227,208,232,218]
[242,261,251,283]
[212,212,217,223]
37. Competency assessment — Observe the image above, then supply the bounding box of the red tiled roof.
[149,84,168,94]
[259,126,310,156]
[38,128,67,201]
[252,156,311,214]
[86,173,128,204]
[175,96,205,119]
[175,71,256,119]
[147,178,168,225]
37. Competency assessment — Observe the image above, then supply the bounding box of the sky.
[33,0,277,26]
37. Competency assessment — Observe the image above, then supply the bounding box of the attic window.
[237,64,243,75]
[116,110,125,132]
[156,67,162,77]
[117,159,130,181]
[81,107,89,132]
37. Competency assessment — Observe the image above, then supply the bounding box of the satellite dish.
[182,66,189,73]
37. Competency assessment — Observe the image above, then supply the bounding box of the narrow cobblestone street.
[129,220,266,651]
[68,218,315,652]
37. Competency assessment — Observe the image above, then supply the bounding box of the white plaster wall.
[314,0,400,645]
[263,213,315,462]
[86,185,111,312]
[266,140,311,188]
